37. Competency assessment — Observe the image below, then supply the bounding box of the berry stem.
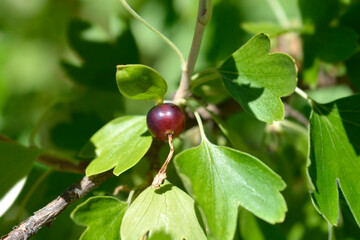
[152,134,175,189]
[173,0,213,101]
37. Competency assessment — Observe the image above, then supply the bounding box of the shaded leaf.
[116,64,167,104]
[219,33,297,123]
[62,19,139,91]
[38,90,124,156]
[120,181,206,240]
[340,1,360,35]
[174,135,287,240]
[190,70,230,104]
[239,209,286,240]
[0,141,43,199]
[308,95,360,226]
[85,116,152,176]
[298,0,339,27]
[312,26,358,63]
[346,51,360,91]
[71,196,127,240]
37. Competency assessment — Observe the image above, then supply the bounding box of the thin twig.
[1,171,114,240]
[151,134,174,189]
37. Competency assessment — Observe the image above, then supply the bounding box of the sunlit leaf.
[71,196,127,240]
[218,33,297,123]
[85,116,152,176]
[308,95,360,226]
[175,134,287,240]
[116,64,167,104]
[120,181,206,240]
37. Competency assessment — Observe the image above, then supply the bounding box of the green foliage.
[0,142,43,199]
[62,19,139,91]
[38,90,124,156]
[120,181,206,240]
[241,22,287,36]
[311,26,358,63]
[298,0,339,27]
[175,131,287,240]
[85,116,152,176]
[219,33,297,123]
[71,196,128,240]
[2,0,360,239]
[308,95,360,226]
[116,64,168,104]
[346,52,360,91]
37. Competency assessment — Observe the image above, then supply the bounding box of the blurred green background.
[0,0,359,239]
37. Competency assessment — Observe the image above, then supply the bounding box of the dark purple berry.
[146,103,186,140]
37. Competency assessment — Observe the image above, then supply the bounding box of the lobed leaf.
[85,116,152,176]
[71,196,128,240]
[218,33,297,123]
[120,181,206,240]
[174,136,287,240]
[308,94,360,226]
[116,64,167,104]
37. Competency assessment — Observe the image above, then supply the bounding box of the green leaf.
[298,0,339,27]
[0,141,43,199]
[174,136,287,240]
[346,51,360,91]
[312,26,358,63]
[71,196,128,240]
[148,231,173,240]
[116,64,167,104]
[340,1,360,35]
[38,90,124,156]
[218,33,297,123]
[120,181,207,240]
[241,22,288,36]
[85,116,152,176]
[62,19,139,91]
[308,95,360,226]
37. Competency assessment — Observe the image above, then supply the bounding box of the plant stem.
[295,87,309,101]
[173,0,212,101]
[119,0,185,67]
